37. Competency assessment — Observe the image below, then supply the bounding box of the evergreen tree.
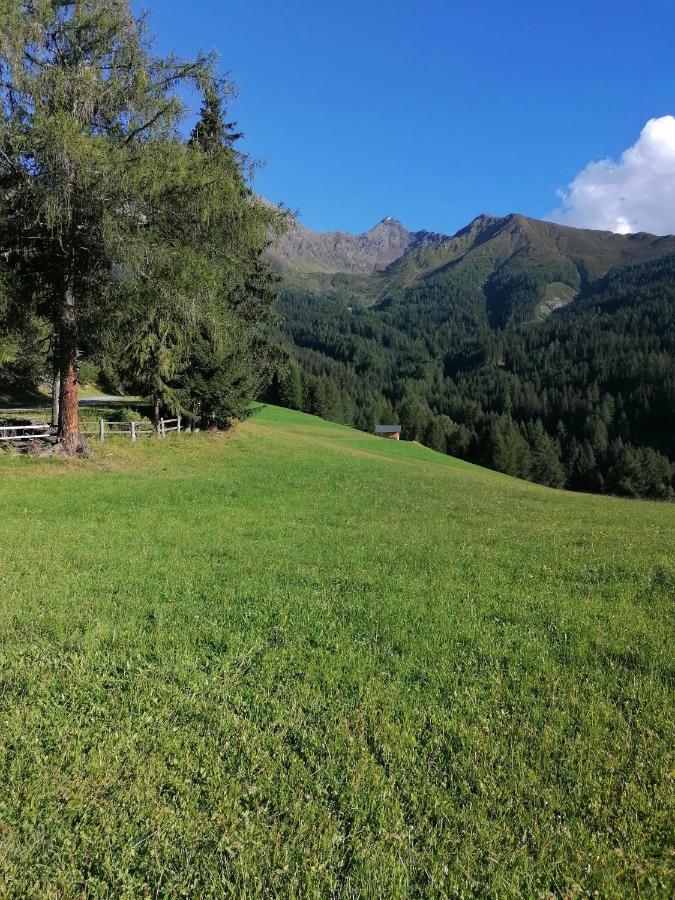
[190,81,236,153]
[525,421,564,487]
[0,1,283,450]
[569,441,603,493]
[423,417,447,453]
[278,358,304,410]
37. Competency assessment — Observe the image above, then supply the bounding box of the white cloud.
[551,115,675,235]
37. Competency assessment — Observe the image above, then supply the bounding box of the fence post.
[177,415,181,434]
[99,419,105,442]
[131,421,137,442]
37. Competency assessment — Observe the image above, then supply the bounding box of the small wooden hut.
[375,424,401,441]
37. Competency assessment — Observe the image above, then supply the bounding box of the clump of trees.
[0,0,284,453]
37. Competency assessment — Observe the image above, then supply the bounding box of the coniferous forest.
[265,253,675,500]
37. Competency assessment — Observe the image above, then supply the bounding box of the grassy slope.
[536,281,578,319]
[0,406,673,897]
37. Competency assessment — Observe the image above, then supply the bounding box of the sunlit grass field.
[0,406,673,897]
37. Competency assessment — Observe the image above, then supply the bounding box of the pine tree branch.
[123,103,175,144]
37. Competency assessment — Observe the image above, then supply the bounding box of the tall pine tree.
[0,0,284,450]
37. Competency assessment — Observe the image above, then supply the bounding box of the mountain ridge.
[265,208,448,276]
[268,208,675,317]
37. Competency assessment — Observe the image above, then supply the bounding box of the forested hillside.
[266,246,675,500]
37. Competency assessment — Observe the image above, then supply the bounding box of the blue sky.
[142,0,675,235]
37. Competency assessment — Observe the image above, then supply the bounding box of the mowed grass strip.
[0,406,673,897]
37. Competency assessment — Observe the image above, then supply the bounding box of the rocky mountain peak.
[266,207,435,275]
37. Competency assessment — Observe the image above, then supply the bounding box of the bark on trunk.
[51,366,61,430]
[58,278,82,455]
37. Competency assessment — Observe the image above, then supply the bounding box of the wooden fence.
[1,417,184,443]
[0,423,51,442]
[97,416,182,442]
[159,417,182,437]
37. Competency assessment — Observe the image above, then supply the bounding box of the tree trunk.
[58,277,83,455]
[57,158,82,456]
[153,397,162,434]
[51,365,61,430]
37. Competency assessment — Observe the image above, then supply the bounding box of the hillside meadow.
[0,406,673,897]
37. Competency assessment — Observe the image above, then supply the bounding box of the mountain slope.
[269,211,675,322]
[385,213,675,283]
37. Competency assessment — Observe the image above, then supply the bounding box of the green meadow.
[0,406,673,897]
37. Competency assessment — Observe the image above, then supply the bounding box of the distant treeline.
[264,254,675,500]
